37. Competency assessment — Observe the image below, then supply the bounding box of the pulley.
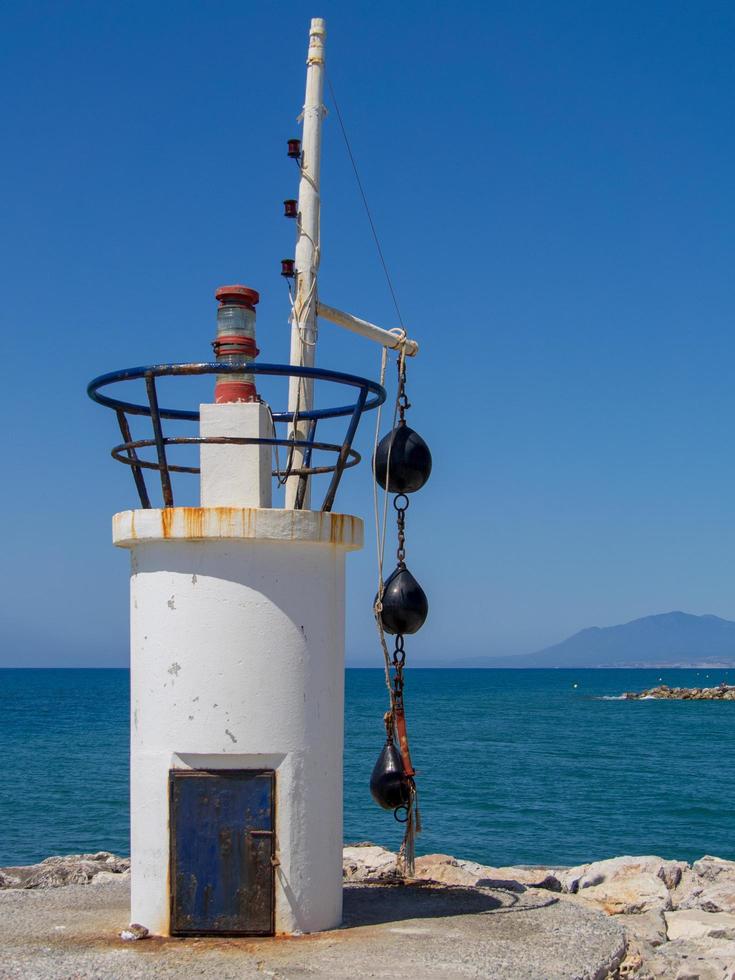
[369,739,410,810]
[376,564,428,635]
[374,421,432,494]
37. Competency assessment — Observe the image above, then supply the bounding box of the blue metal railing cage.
[87,361,386,512]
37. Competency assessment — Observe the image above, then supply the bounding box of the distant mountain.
[462,612,735,668]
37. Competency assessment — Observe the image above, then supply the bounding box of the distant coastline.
[5,611,735,671]
[429,611,735,669]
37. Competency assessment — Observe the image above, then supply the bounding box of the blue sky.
[1,1,734,666]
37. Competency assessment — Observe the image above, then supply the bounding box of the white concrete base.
[200,401,272,508]
[115,508,362,936]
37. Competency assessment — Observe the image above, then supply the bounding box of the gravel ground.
[0,877,625,980]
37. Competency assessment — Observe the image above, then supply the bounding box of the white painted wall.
[117,511,362,936]
[200,401,272,508]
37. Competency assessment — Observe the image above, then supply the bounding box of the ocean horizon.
[2,667,733,869]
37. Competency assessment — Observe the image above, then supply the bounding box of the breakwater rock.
[0,851,129,889]
[624,683,735,701]
[4,847,735,976]
[345,846,735,978]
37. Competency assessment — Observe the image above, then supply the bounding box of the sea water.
[1,668,733,868]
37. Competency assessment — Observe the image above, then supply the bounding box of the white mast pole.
[285,17,326,510]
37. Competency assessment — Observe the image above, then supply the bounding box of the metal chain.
[383,359,421,872]
[388,362,411,724]
[394,493,409,566]
[397,356,410,422]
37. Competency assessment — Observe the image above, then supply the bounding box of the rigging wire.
[326,73,406,330]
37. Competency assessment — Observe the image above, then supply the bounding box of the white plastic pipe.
[285,17,326,510]
[317,302,419,357]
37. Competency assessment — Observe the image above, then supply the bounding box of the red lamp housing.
[212,285,260,403]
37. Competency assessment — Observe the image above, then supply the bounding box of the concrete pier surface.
[0,877,625,980]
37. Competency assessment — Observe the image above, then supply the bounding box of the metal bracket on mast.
[317,302,419,357]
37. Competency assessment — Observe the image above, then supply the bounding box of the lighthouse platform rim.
[87,361,386,422]
[113,506,363,550]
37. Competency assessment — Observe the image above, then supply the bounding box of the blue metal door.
[169,769,275,935]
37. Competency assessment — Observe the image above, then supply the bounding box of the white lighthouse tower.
[115,465,360,937]
[90,16,418,938]
[113,293,362,936]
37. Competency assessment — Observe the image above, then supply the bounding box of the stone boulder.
[562,856,687,915]
[693,856,735,883]
[342,844,399,881]
[91,870,131,885]
[411,854,564,892]
[0,852,130,889]
[673,857,735,914]
[666,910,735,942]
[673,871,735,915]
[412,854,489,887]
[616,909,668,947]
[477,864,564,892]
[641,937,735,980]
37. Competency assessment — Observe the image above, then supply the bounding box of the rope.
[371,346,394,701]
[266,402,283,487]
[397,781,421,875]
[283,99,324,494]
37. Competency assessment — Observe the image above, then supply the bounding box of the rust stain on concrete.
[161,508,175,538]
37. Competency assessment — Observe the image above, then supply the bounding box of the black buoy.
[376,564,429,635]
[370,740,410,810]
[374,421,432,494]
